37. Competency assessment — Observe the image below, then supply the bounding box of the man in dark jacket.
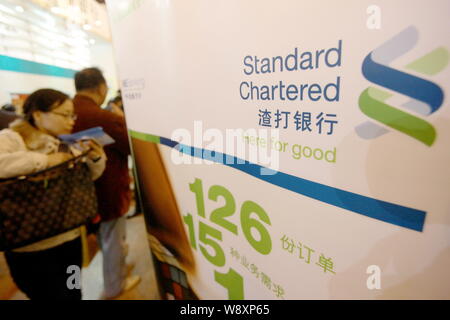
[73,67,140,299]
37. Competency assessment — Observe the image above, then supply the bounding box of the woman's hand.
[47,152,73,167]
[80,139,106,162]
[79,139,107,180]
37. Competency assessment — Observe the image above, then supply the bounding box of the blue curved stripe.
[146,134,426,232]
[362,53,444,112]
[160,136,179,148]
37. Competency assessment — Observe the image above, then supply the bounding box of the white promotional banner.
[106,0,450,299]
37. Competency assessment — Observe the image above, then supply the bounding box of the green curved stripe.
[359,87,436,146]
[129,130,160,143]
[406,47,449,76]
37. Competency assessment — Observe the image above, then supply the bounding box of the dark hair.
[22,89,69,126]
[111,90,122,103]
[1,103,16,112]
[111,95,122,104]
[74,67,106,91]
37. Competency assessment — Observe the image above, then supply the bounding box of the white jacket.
[0,120,106,252]
[0,120,105,180]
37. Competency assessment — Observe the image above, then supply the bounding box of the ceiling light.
[51,7,62,14]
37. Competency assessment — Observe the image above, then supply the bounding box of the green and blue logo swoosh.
[356,26,448,146]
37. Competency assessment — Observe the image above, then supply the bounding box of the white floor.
[82,214,160,300]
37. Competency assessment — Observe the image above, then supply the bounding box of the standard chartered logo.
[356,26,448,146]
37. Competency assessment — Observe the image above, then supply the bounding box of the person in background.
[105,90,124,117]
[0,89,106,300]
[72,67,140,299]
[1,103,16,112]
[104,91,142,219]
[0,104,19,130]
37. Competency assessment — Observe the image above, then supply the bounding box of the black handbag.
[0,153,98,251]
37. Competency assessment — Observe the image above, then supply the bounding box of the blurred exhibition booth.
[0,0,118,110]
